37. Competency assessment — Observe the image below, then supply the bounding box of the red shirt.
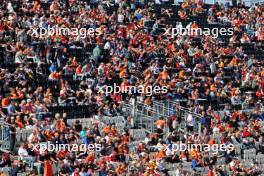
[242,130,251,138]
[208,170,214,176]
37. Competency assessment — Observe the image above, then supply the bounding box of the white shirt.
[155,0,161,4]
[18,147,29,160]
[104,41,111,50]
[213,126,220,133]
[27,133,40,143]
[117,14,124,23]
[186,114,194,126]
[7,3,14,13]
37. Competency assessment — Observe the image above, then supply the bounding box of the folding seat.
[25,130,33,141]
[17,173,28,176]
[16,131,22,143]
[243,152,249,161]
[182,162,192,168]
[259,120,264,127]
[1,166,10,174]
[2,141,10,151]
[67,119,73,126]
[258,154,264,164]
[251,153,257,161]
[21,130,28,142]
[234,144,241,155]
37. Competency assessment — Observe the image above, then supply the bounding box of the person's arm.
[50,157,57,163]
[37,156,44,163]
[18,149,26,158]
[10,129,16,135]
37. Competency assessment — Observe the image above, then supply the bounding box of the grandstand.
[0,0,264,175]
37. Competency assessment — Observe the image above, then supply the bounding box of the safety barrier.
[123,98,203,137]
[0,121,12,150]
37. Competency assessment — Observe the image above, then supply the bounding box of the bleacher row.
[127,116,264,175]
[0,115,127,149]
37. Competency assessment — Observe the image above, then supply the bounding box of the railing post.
[198,119,202,136]
[1,126,3,142]
[163,103,165,117]
[131,98,136,128]
[167,101,170,116]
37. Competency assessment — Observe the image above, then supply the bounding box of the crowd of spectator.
[0,0,263,175]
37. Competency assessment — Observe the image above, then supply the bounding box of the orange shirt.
[218,61,224,68]
[45,132,54,141]
[116,165,123,175]
[208,139,215,146]
[179,70,185,79]
[179,11,187,19]
[76,66,82,74]
[182,2,189,8]
[210,84,216,92]
[196,6,202,13]
[11,92,18,99]
[44,160,53,176]
[191,23,199,29]
[156,150,165,160]
[103,126,111,134]
[85,155,95,163]
[230,57,237,66]
[158,71,169,80]
[33,1,39,12]
[119,70,126,78]
[15,120,24,128]
[1,98,9,107]
[155,119,165,128]
[49,72,56,80]
[56,121,65,132]
[138,20,143,28]
[190,149,199,159]
[167,43,176,52]
[219,125,225,132]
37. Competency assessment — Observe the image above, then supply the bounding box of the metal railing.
[125,99,203,135]
[152,100,202,134]
[0,121,12,150]
[0,121,11,142]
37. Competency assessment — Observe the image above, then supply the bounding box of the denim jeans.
[22,156,35,169]
[35,162,43,174]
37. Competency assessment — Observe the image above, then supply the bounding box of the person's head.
[11,117,15,123]
[54,132,59,138]
[32,129,38,135]
[40,149,47,156]
[20,143,26,148]
[60,134,65,140]
[55,113,60,120]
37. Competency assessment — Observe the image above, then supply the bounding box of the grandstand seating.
[0,0,264,175]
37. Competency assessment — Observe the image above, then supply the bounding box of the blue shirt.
[192,159,198,168]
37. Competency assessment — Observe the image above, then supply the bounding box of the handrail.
[0,121,12,127]
[130,99,203,135]
[135,101,171,119]
[152,100,203,118]
[0,121,11,143]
